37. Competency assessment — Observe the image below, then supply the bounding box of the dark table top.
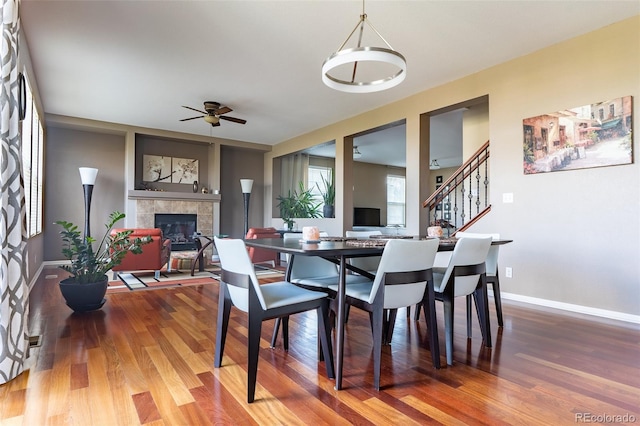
[244,236,512,255]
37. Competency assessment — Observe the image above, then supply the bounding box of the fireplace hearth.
[154,213,197,251]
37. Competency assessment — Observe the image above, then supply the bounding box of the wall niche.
[135,134,210,193]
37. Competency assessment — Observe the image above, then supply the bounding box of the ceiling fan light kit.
[203,115,219,125]
[322,0,406,93]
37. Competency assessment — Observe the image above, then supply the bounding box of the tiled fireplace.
[130,191,219,263]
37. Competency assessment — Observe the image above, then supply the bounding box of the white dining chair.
[455,231,504,328]
[271,232,371,349]
[213,237,335,403]
[432,235,492,366]
[345,230,383,275]
[328,238,441,389]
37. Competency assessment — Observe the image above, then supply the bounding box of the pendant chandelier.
[322,0,406,93]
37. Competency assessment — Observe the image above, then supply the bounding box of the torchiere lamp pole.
[240,179,254,236]
[79,167,98,239]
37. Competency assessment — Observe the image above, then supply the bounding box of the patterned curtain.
[0,0,28,385]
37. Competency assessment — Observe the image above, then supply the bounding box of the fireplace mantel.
[128,190,221,202]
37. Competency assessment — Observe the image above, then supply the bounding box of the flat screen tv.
[353,207,381,227]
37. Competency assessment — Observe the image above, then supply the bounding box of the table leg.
[335,254,346,390]
[190,237,213,276]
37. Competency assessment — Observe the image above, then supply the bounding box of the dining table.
[243,235,512,390]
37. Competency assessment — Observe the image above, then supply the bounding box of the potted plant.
[276,181,322,230]
[56,211,151,312]
[317,170,335,218]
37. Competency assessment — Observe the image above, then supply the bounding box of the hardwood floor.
[1,266,639,425]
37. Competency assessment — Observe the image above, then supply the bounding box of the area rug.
[107,265,285,293]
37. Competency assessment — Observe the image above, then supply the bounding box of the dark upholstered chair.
[110,228,171,280]
[245,227,281,266]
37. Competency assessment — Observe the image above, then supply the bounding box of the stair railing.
[423,140,491,236]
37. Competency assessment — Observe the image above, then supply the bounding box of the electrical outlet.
[505,267,512,278]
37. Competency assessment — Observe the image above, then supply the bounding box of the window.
[308,165,331,209]
[386,175,405,226]
[20,75,44,237]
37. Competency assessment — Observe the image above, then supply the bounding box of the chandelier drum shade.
[322,1,406,93]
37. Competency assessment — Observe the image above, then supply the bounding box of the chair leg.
[384,309,398,345]
[443,297,454,366]
[282,316,289,351]
[473,282,492,348]
[214,285,232,368]
[466,295,473,339]
[317,302,335,379]
[414,302,422,321]
[422,283,440,369]
[371,305,384,390]
[271,317,281,348]
[491,276,504,327]
[247,314,263,403]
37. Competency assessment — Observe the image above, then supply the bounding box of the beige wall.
[265,16,640,319]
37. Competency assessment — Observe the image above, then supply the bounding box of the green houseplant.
[317,170,335,218]
[56,211,151,311]
[276,181,322,230]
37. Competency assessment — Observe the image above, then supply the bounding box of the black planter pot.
[323,205,335,218]
[59,276,108,312]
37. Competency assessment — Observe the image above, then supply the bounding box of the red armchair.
[245,227,280,266]
[110,228,171,280]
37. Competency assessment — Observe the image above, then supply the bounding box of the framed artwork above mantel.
[142,155,199,184]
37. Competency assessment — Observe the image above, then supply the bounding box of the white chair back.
[437,236,492,297]
[435,237,491,297]
[283,232,337,279]
[455,232,500,276]
[283,232,328,241]
[346,230,383,273]
[368,238,439,308]
[214,237,266,311]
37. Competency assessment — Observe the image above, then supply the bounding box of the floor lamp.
[79,167,98,239]
[240,179,253,236]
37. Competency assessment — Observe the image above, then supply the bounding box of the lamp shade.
[79,167,99,185]
[240,179,254,194]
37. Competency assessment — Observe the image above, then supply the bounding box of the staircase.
[423,140,491,236]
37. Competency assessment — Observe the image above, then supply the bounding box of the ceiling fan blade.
[220,115,247,124]
[211,121,221,127]
[215,106,232,115]
[180,115,204,121]
[182,105,207,115]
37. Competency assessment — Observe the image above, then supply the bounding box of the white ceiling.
[21,1,639,164]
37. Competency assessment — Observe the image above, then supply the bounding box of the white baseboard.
[500,291,640,325]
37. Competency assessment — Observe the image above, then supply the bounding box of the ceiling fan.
[180,101,247,127]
